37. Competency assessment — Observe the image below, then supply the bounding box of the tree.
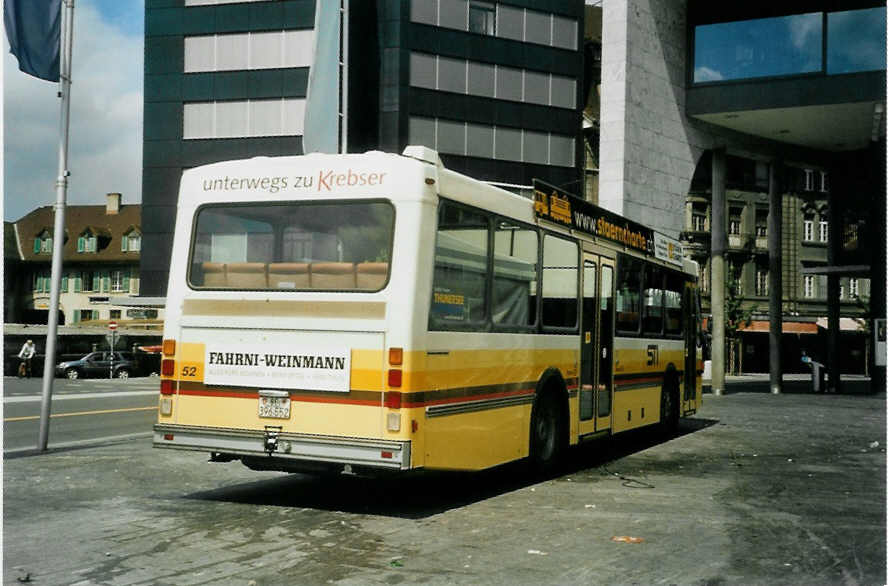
[724,274,756,375]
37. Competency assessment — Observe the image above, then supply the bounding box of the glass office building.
[142,0,584,295]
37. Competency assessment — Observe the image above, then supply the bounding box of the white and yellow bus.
[154,147,703,474]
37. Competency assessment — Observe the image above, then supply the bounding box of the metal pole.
[710,148,726,395]
[38,0,74,451]
[768,160,783,394]
[339,0,348,153]
[827,171,842,393]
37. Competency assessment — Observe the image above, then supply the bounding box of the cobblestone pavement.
[4,384,885,585]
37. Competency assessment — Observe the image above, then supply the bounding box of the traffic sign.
[109,321,118,331]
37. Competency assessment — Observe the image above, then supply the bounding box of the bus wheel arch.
[660,364,680,433]
[529,369,569,473]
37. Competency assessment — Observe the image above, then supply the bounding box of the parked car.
[55,351,137,380]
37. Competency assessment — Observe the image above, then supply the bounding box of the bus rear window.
[188,201,394,291]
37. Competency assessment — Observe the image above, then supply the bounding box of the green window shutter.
[61,275,68,292]
[75,275,82,292]
[104,271,111,292]
[77,237,84,252]
[121,235,128,251]
[33,238,41,253]
[73,310,79,323]
[123,270,131,292]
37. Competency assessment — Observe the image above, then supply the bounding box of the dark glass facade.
[692,6,886,84]
[142,0,584,295]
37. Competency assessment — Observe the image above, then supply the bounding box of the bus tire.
[529,391,564,474]
[660,374,680,434]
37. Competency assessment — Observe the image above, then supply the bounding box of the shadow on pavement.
[704,376,879,396]
[183,417,718,519]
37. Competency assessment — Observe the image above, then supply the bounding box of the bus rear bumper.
[153,424,411,470]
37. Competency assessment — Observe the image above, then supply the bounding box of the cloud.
[694,66,723,82]
[4,3,143,221]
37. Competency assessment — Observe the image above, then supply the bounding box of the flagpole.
[37,0,74,452]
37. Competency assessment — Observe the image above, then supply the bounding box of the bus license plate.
[258,396,290,419]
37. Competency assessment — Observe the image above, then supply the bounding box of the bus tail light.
[384,391,402,409]
[388,347,403,365]
[161,359,175,377]
[387,412,401,432]
[387,369,402,388]
[162,339,176,356]
[160,379,175,395]
[160,398,173,416]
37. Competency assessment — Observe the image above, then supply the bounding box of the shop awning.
[815,317,865,332]
[740,321,818,334]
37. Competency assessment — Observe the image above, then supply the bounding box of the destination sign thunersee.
[532,179,683,267]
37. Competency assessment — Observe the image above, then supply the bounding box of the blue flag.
[4,0,62,82]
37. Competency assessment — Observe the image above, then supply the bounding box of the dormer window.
[34,229,52,254]
[78,230,97,253]
[121,228,141,252]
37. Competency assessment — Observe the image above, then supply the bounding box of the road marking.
[4,390,157,403]
[4,405,156,422]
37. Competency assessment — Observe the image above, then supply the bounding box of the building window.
[728,207,742,235]
[411,1,577,50]
[122,232,141,252]
[77,232,97,253]
[693,13,823,83]
[409,52,576,109]
[755,268,768,297]
[184,30,314,72]
[820,171,829,192]
[728,264,743,297]
[755,209,768,237]
[804,275,816,299]
[409,116,574,167]
[827,7,887,74]
[691,203,707,231]
[111,270,125,292]
[850,278,859,298]
[469,1,495,35]
[804,169,815,191]
[110,309,121,319]
[183,99,306,140]
[819,220,829,243]
[81,271,95,292]
[803,214,815,241]
[185,0,269,5]
[34,229,54,254]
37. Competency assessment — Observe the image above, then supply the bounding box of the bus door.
[682,283,699,413]
[579,253,615,436]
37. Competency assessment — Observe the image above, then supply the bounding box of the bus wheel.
[530,392,563,474]
[660,381,679,434]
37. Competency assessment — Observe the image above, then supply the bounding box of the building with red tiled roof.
[5,194,163,327]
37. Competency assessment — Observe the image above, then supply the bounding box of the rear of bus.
[153,152,432,474]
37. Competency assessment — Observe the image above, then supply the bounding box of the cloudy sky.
[4,0,144,222]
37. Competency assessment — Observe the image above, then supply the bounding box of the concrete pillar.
[768,160,783,394]
[710,148,726,395]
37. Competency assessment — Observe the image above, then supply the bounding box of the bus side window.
[642,265,664,335]
[664,271,684,336]
[616,255,642,333]
[493,220,538,328]
[429,202,490,329]
[541,235,578,329]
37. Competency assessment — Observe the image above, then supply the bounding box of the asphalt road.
[3,380,885,585]
[3,376,158,453]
